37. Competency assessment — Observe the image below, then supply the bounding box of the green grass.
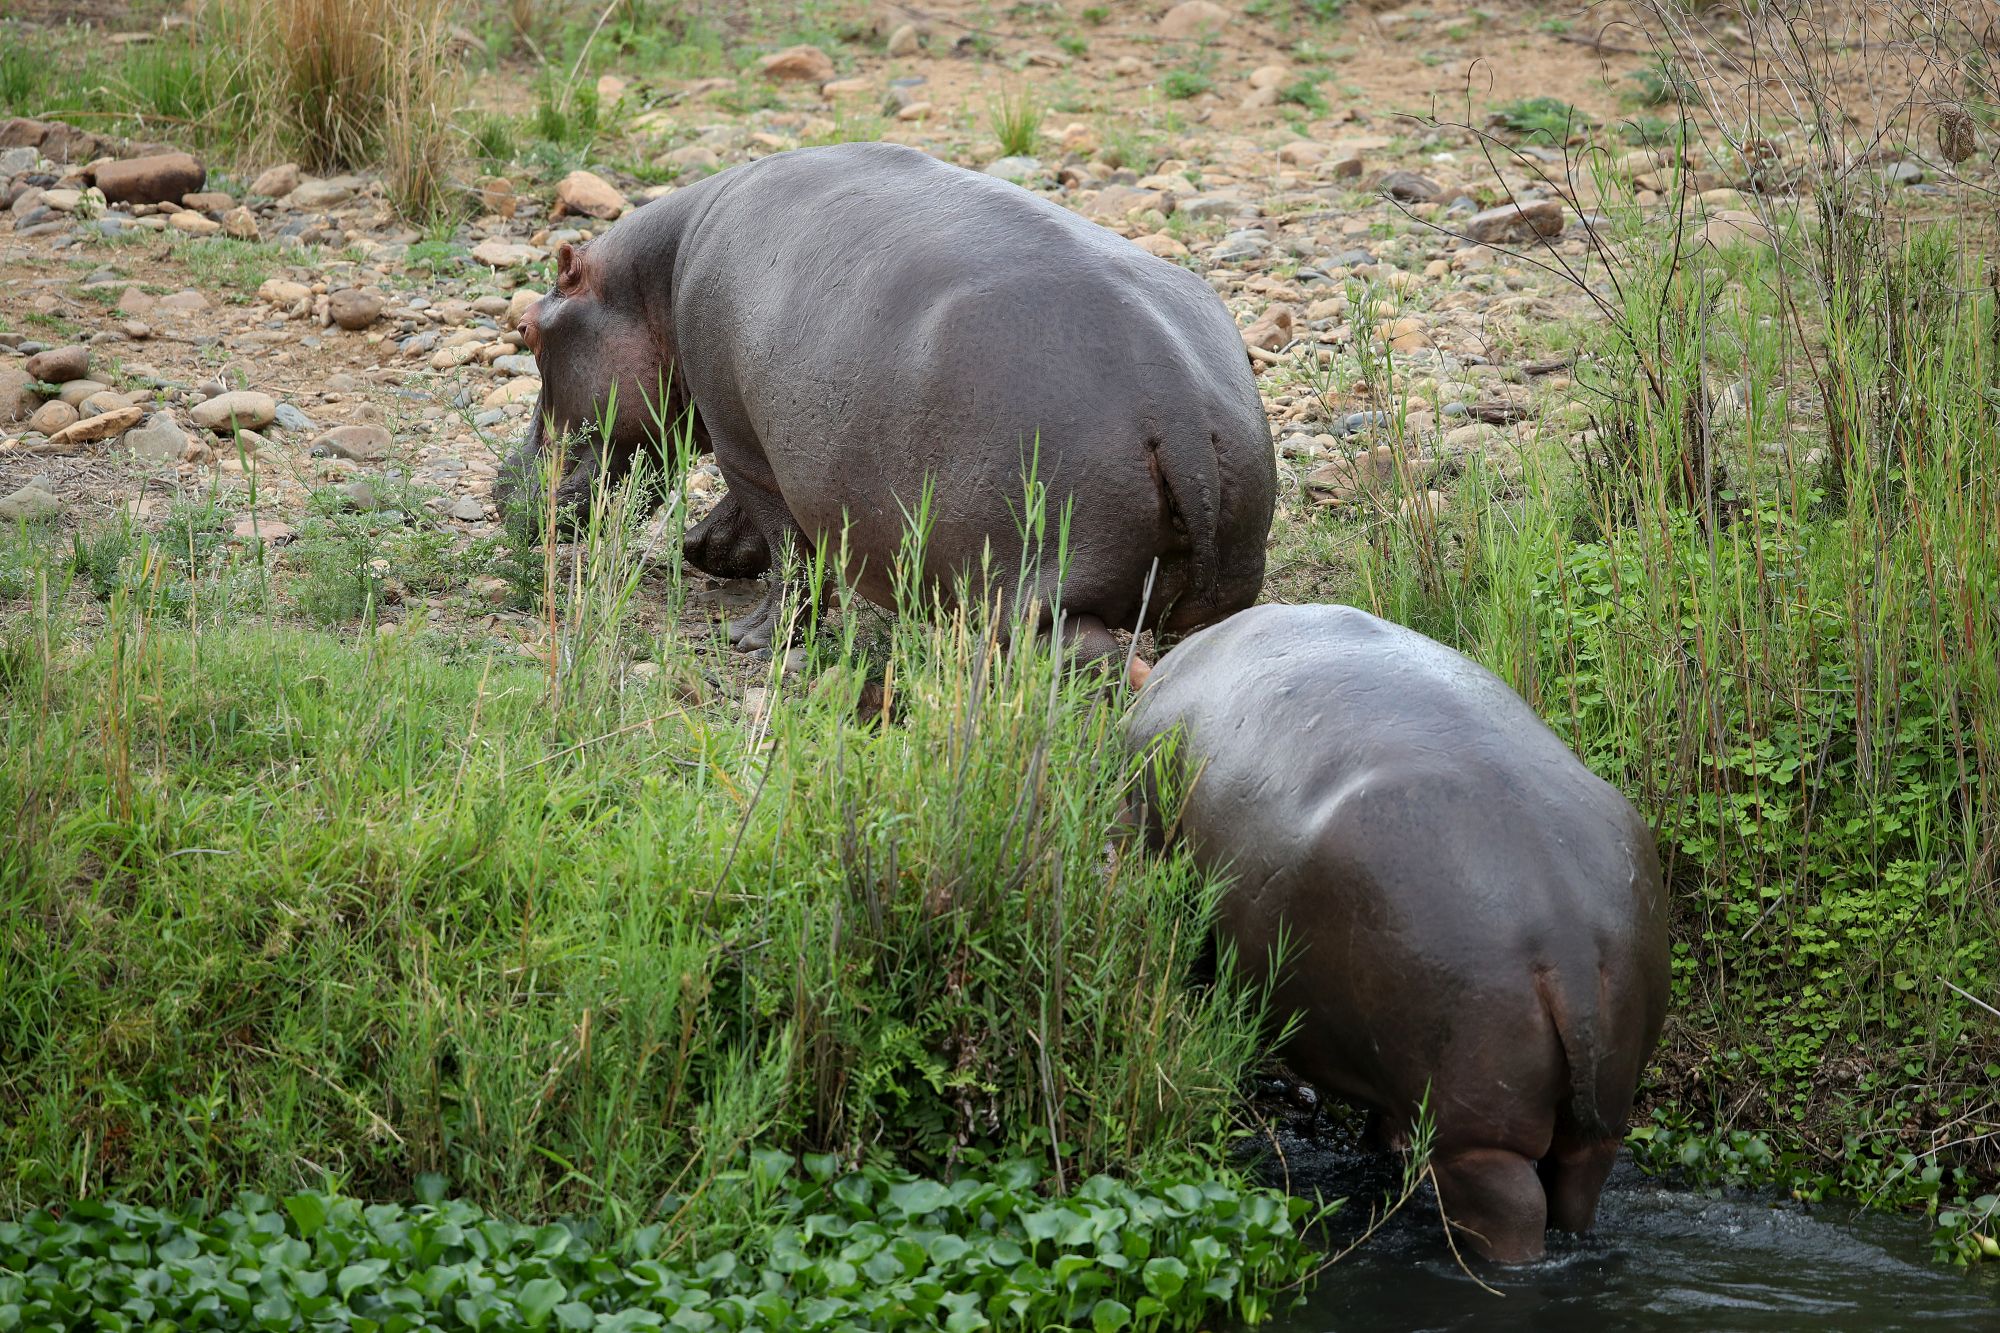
[988,86,1044,158]
[1277,78,1328,115]
[0,487,1320,1320]
[166,237,290,301]
[533,75,601,149]
[1490,95,1586,143]
[0,30,49,114]
[0,22,255,158]
[0,471,1279,1244]
[710,80,784,117]
[1162,66,1213,102]
[466,110,520,169]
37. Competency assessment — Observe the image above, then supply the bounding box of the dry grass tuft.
[219,0,463,220]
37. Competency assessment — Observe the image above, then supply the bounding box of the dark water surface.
[1252,1124,2000,1333]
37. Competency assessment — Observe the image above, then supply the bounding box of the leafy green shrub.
[0,1163,1315,1330]
[1340,212,2000,1205]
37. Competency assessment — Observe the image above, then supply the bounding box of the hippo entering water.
[498,140,1277,657]
[1124,604,1670,1263]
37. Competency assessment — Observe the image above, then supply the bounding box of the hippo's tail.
[1148,427,1221,627]
[1536,962,1612,1141]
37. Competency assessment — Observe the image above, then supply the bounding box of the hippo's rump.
[1124,604,1665,1098]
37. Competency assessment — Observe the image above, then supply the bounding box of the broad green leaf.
[282,1196,328,1241]
[1091,1298,1132,1332]
[519,1277,565,1328]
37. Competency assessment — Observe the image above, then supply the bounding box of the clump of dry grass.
[219,0,463,220]
[379,0,464,221]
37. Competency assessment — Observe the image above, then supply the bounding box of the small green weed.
[989,84,1045,157]
[1279,78,1329,114]
[159,495,232,573]
[1164,64,1215,101]
[1627,60,1693,108]
[288,514,386,626]
[67,523,137,602]
[1491,95,1586,143]
[1621,114,1683,148]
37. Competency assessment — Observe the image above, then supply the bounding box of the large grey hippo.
[1124,604,1670,1263]
[497,141,1276,656]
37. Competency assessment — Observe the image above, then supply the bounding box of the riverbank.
[2,0,1997,1303]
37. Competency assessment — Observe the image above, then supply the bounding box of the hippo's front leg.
[702,434,815,653]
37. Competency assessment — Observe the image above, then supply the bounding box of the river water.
[1252,1121,2000,1332]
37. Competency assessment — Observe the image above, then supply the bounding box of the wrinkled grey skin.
[1124,604,1669,1264]
[501,141,1276,653]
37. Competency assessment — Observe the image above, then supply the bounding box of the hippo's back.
[666,142,1260,427]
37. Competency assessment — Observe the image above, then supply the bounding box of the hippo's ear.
[555,242,583,294]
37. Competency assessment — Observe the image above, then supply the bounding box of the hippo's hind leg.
[1538,1134,1620,1235]
[1431,1146,1548,1264]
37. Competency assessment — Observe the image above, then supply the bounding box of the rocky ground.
[0,0,1975,655]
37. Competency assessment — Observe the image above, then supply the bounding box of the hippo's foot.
[726,586,798,653]
[683,489,773,579]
